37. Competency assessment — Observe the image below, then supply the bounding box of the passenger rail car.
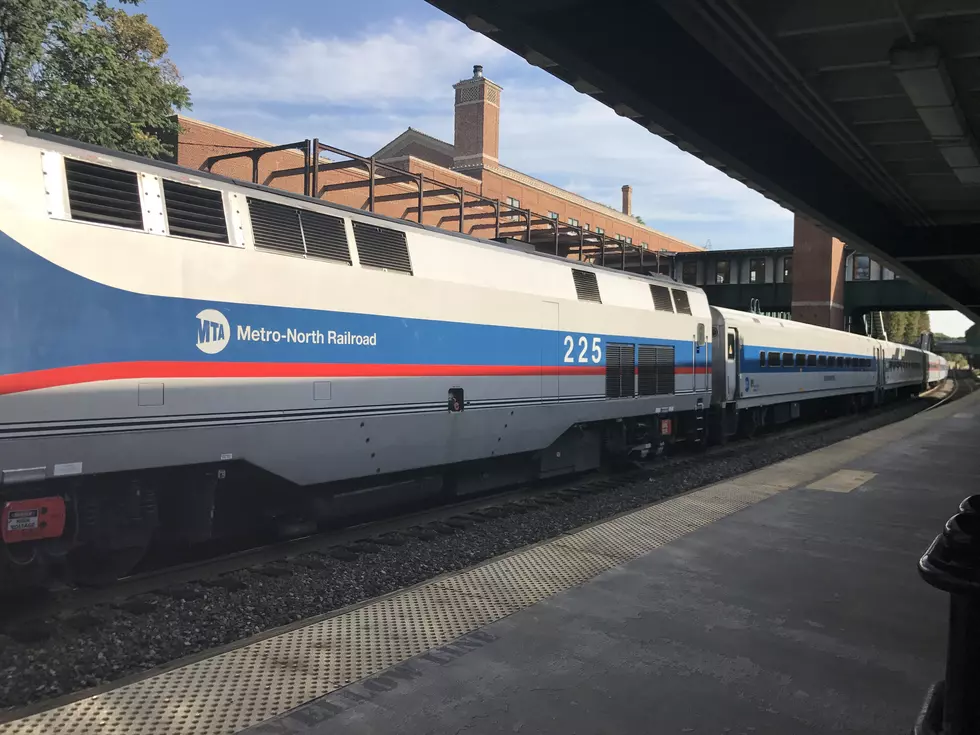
[709,308,940,436]
[0,125,711,584]
[927,355,950,386]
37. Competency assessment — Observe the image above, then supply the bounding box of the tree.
[917,311,931,338]
[0,0,189,158]
[635,215,645,225]
[903,311,924,344]
[884,311,908,342]
[967,322,980,348]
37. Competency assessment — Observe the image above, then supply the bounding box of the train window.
[783,352,793,366]
[795,353,805,367]
[727,333,735,360]
[844,357,852,368]
[163,180,228,243]
[64,158,143,229]
[837,356,845,368]
[697,323,705,346]
[768,351,781,367]
[806,354,817,367]
[818,355,827,367]
[759,351,766,367]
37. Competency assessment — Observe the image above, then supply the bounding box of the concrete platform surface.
[248,393,980,735]
[5,391,977,735]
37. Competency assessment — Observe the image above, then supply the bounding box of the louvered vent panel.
[638,346,656,397]
[300,209,351,264]
[353,221,412,274]
[163,180,228,242]
[649,284,674,312]
[571,269,601,303]
[672,289,692,315]
[606,344,623,398]
[248,198,305,256]
[64,158,143,229]
[638,345,675,396]
[605,343,635,398]
[656,345,675,395]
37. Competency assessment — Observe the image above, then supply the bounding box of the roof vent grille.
[64,158,143,229]
[300,209,351,264]
[672,289,692,315]
[248,198,305,256]
[352,221,412,274]
[163,180,227,242]
[650,284,674,312]
[571,269,602,303]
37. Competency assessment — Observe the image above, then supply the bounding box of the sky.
[139,0,974,337]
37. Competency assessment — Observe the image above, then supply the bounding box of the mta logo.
[195,309,230,354]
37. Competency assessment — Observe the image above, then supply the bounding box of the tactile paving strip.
[0,468,816,734]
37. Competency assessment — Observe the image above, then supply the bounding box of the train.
[0,124,949,586]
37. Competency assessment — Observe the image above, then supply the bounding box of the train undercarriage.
[0,381,932,590]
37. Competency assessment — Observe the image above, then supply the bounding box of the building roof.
[487,162,699,250]
[373,127,700,251]
[373,127,457,160]
[674,246,791,257]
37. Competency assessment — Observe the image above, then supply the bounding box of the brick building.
[173,65,700,261]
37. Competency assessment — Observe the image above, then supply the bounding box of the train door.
[696,323,708,392]
[541,301,559,402]
[725,327,738,401]
[875,345,885,389]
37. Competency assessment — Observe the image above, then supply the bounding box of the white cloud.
[179,17,793,249]
[184,20,510,107]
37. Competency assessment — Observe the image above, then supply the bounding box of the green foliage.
[967,322,980,347]
[881,310,931,345]
[0,0,189,158]
[634,215,645,225]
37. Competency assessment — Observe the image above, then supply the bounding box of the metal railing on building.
[200,138,677,276]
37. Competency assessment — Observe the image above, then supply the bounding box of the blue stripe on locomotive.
[0,230,709,375]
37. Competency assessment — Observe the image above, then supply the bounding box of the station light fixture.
[889,43,980,186]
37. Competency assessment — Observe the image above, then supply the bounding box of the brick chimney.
[622,185,633,216]
[452,65,502,175]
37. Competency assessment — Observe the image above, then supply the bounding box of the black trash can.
[915,495,980,735]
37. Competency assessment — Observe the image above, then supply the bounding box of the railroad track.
[1,379,969,633]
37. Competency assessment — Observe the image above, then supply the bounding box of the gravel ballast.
[0,396,958,713]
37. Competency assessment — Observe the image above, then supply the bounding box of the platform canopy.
[426,0,980,319]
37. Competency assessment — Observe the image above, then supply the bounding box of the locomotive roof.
[0,123,695,293]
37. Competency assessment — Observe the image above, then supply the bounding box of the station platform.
[4,388,979,735]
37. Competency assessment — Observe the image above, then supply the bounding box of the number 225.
[563,335,602,364]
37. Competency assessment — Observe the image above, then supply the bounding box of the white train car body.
[927,354,950,385]
[0,125,711,493]
[710,307,880,414]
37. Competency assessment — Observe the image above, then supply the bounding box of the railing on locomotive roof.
[200,137,673,275]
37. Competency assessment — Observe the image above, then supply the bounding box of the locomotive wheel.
[65,541,150,587]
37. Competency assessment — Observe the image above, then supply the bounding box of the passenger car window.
[818,355,827,367]
[727,334,735,360]
[783,352,794,366]
[795,353,805,367]
[759,351,766,367]
[768,352,781,367]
